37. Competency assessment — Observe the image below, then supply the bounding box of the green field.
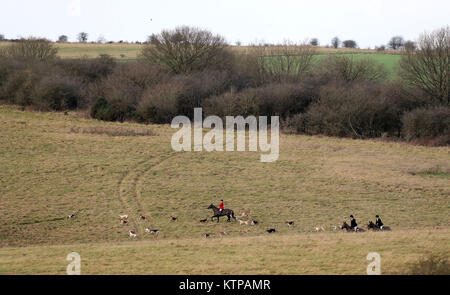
[316,53,401,79]
[0,106,449,274]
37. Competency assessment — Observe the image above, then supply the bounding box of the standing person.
[219,199,224,214]
[375,215,384,230]
[350,215,359,231]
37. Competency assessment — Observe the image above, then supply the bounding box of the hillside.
[0,106,449,274]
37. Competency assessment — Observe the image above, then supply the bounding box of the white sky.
[1,0,449,47]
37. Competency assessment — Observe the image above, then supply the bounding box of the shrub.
[201,91,238,118]
[174,70,232,118]
[33,75,83,110]
[0,38,58,61]
[406,254,450,275]
[203,82,318,119]
[281,113,308,134]
[137,80,185,123]
[0,67,36,105]
[0,58,50,106]
[230,47,267,88]
[0,55,115,108]
[316,55,388,83]
[401,106,450,144]
[302,82,396,138]
[55,54,115,83]
[89,62,169,109]
[90,98,141,122]
[376,81,430,136]
[90,97,108,118]
[255,83,318,117]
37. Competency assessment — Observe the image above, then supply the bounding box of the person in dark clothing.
[375,215,384,229]
[350,215,359,231]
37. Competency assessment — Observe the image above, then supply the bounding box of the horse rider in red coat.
[219,200,224,213]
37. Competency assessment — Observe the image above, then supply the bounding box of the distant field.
[0,42,142,60]
[0,106,448,274]
[0,42,402,77]
[55,42,142,60]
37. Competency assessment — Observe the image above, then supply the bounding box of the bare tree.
[0,37,58,61]
[0,34,5,41]
[141,26,229,74]
[399,26,449,105]
[57,35,68,43]
[232,44,267,86]
[342,40,357,48]
[265,40,317,82]
[77,32,88,43]
[388,36,405,50]
[331,36,340,48]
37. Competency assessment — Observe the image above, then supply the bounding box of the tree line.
[0,26,448,145]
[0,32,421,50]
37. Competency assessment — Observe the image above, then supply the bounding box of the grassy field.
[1,229,448,274]
[0,105,449,274]
[0,41,401,59]
[0,42,142,60]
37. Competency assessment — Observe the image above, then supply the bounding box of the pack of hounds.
[115,210,391,239]
[119,214,178,238]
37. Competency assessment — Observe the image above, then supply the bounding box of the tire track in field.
[135,152,180,222]
[117,152,177,237]
[130,152,177,228]
[117,159,149,233]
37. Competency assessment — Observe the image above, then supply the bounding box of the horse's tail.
[231,210,236,220]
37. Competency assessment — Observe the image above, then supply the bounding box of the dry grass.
[70,126,156,137]
[408,165,449,179]
[0,105,449,274]
[0,229,448,274]
[405,253,450,275]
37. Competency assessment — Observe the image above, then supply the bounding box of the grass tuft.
[70,126,156,137]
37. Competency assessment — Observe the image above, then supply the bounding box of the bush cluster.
[0,31,448,146]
